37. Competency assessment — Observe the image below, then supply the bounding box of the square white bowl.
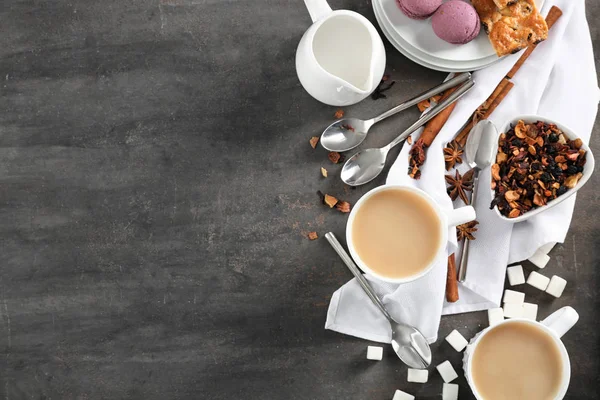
[489,115,595,223]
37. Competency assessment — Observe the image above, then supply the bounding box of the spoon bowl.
[321,118,373,152]
[340,147,387,186]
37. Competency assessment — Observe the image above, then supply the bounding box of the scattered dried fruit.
[324,194,338,208]
[336,201,351,213]
[443,140,464,171]
[445,169,475,204]
[457,220,479,241]
[308,231,318,240]
[310,136,319,149]
[371,77,395,100]
[320,167,328,177]
[328,151,341,164]
[334,109,344,119]
[407,135,413,145]
[340,124,355,132]
[490,120,587,218]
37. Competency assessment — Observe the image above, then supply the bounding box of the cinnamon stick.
[446,254,459,303]
[506,6,563,79]
[408,85,461,179]
[455,81,514,147]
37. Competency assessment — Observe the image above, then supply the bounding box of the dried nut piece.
[491,163,501,181]
[334,109,344,119]
[328,151,341,164]
[320,167,328,177]
[508,209,521,218]
[504,190,520,201]
[308,231,318,240]
[310,136,319,149]
[324,194,338,208]
[336,201,351,213]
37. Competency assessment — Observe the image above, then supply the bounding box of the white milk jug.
[296,0,386,106]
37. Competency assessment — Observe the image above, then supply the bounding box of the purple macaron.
[431,0,481,44]
[397,0,443,20]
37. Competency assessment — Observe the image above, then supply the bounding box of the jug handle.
[304,0,332,23]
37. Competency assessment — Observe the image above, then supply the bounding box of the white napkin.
[326,0,599,343]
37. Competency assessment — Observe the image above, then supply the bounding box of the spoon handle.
[386,79,474,150]
[325,232,394,322]
[458,168,480,282]
[372,73,471,124]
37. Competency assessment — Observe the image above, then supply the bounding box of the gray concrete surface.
[0,0,598,399]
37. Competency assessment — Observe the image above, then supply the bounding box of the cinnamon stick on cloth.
[446,254,459,303]
[408,85,462,179]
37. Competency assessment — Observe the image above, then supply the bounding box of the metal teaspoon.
[341,79,475,187]
[325,232,432,369]
[320,73,472,152]
[457,120,498,282]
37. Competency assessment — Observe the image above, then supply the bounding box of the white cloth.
[325,0,599,343]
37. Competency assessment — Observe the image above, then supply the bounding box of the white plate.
[373,0,499,71]
[377,0,545,63]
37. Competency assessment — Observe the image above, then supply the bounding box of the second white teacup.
[346,185,475,284]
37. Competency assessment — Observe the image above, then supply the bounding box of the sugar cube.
[527,271,550,291]
[407,368,428,383]
[367,346,383,361]
[392,389,414,400]
[442,383,459,400]
[436,360,458,383]
[539,242,557,255]
[488,307,504,326]
[528,250,550,269]
[503,303,524,318]
[522,302,538,320]
[445,329,468,352]
[503,289,525,304]
[546,275,567,298]
[507,265,526,286]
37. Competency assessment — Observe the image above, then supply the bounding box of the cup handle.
[304,0,332,23]
[541,306,579,338]
[445,206,476,228]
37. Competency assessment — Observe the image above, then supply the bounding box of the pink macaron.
[431,0,481,44]
[397,0,443,20]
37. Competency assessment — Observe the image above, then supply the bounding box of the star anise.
[457,220,479,241]
[443,140,464,170]
[445,169,475,204]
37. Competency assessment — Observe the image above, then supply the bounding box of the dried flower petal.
[336,201,351,213]
[328,152,341,164]
[308,231,318,240]
[310,136,319,149]
[324,194,338,208]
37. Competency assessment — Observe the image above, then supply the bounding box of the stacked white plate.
[372,0,544,72]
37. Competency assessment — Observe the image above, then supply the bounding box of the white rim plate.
[373,0,499,71]
[377,0,545,63]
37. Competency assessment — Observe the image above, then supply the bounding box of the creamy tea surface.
[352,188,442,279]
[472,322,563,400]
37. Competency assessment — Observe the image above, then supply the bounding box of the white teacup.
[346,185,476,284]
[463,306,579,400]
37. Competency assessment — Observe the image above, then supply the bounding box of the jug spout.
[304,0,332,23]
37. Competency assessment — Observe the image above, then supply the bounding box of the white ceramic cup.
[464,306,579,400]
[346,184,476,284]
